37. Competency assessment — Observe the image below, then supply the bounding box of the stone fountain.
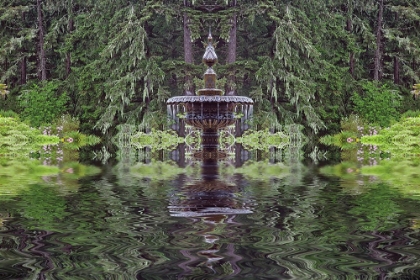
[167,32,253,179]
[165,33,254,276]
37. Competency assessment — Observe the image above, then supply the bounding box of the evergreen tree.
[0,1,37,85]
[384,0,420,86]
[250,1,326,133]
[1,0,419,135]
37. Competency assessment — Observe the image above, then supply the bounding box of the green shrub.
[340,114,366,133]
[0,116,59,161]
[131,129,184,150]
[351,82,401,127]
[401,110,420,119]
[20,81,69,127]
[319,130,358,149]
[0,110,19,118]
[236,129,289,150]
[63,130,101,150]
[361,116,420,158]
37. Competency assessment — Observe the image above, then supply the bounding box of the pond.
[0,145,420,279]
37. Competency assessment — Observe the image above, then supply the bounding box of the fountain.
[165,32,254,276]
[167,31,253,178]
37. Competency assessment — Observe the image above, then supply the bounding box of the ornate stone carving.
[166,31,253,161]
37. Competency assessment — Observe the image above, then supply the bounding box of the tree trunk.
[393,56,399,84]
[4,59,8,85]
[65,15,74,78]
[183,14,194,65]
[346,18,355,77]
[226,16,237,64]
[392,11,399,85]
[183,12,194,94]
[181,1,193,136]
[349,53,355,78]
[66,53,71,78]
[234,143,243,167]
[20,11,27,85]
[226,1,237,95]
[177,143,186,168]
[235,120,242,137]
[183,1,194,95]
[346,17,352,32]
[373,0,384,81]
[37,0,47,81]
[20,57,27,85]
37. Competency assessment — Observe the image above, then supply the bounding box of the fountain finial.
[199,28,221,94]
[208,27,213,43]
[203,29,217,68]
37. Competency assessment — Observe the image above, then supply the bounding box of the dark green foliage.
[20,81,69,127]
[351,81,401,127]
[0,1,36,84]
[0,0,419,136]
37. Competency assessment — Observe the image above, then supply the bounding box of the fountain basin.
[167,96,253,104]
[167,96,253,129]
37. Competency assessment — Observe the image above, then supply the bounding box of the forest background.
[1,0,419,142]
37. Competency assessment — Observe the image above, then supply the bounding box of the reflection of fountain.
[176,214,245,277]
[168,173,253,278]
[167,151,254,277]
[168,173,253,217]
[167,32,253,178]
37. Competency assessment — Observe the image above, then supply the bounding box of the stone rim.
[167,95,254,104]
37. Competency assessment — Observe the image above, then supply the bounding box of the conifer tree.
[383,0,420,86]
[1,0,419,135]
[0,1,37,85]
[374,0,385,81]
[36,0,47,81]
[251,1,326,133]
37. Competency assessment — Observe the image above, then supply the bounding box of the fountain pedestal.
[167,31,253,170]
[201,128,219,147]
[201,128,219,180]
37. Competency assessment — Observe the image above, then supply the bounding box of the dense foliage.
[319,113,420,196]
[0,114,59,160]
[351,82,401,127]
[361,116,420,158]
[20,81,69,127]
[1,0,419,137]
[0,114,100,195]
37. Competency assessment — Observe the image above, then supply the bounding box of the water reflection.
[165,143,253,278]
[175,214,245,278]
[1,143,420,279]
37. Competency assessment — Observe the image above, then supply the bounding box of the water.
[1,154,420,279]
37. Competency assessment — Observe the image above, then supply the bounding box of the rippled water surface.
[1,158,420,279]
